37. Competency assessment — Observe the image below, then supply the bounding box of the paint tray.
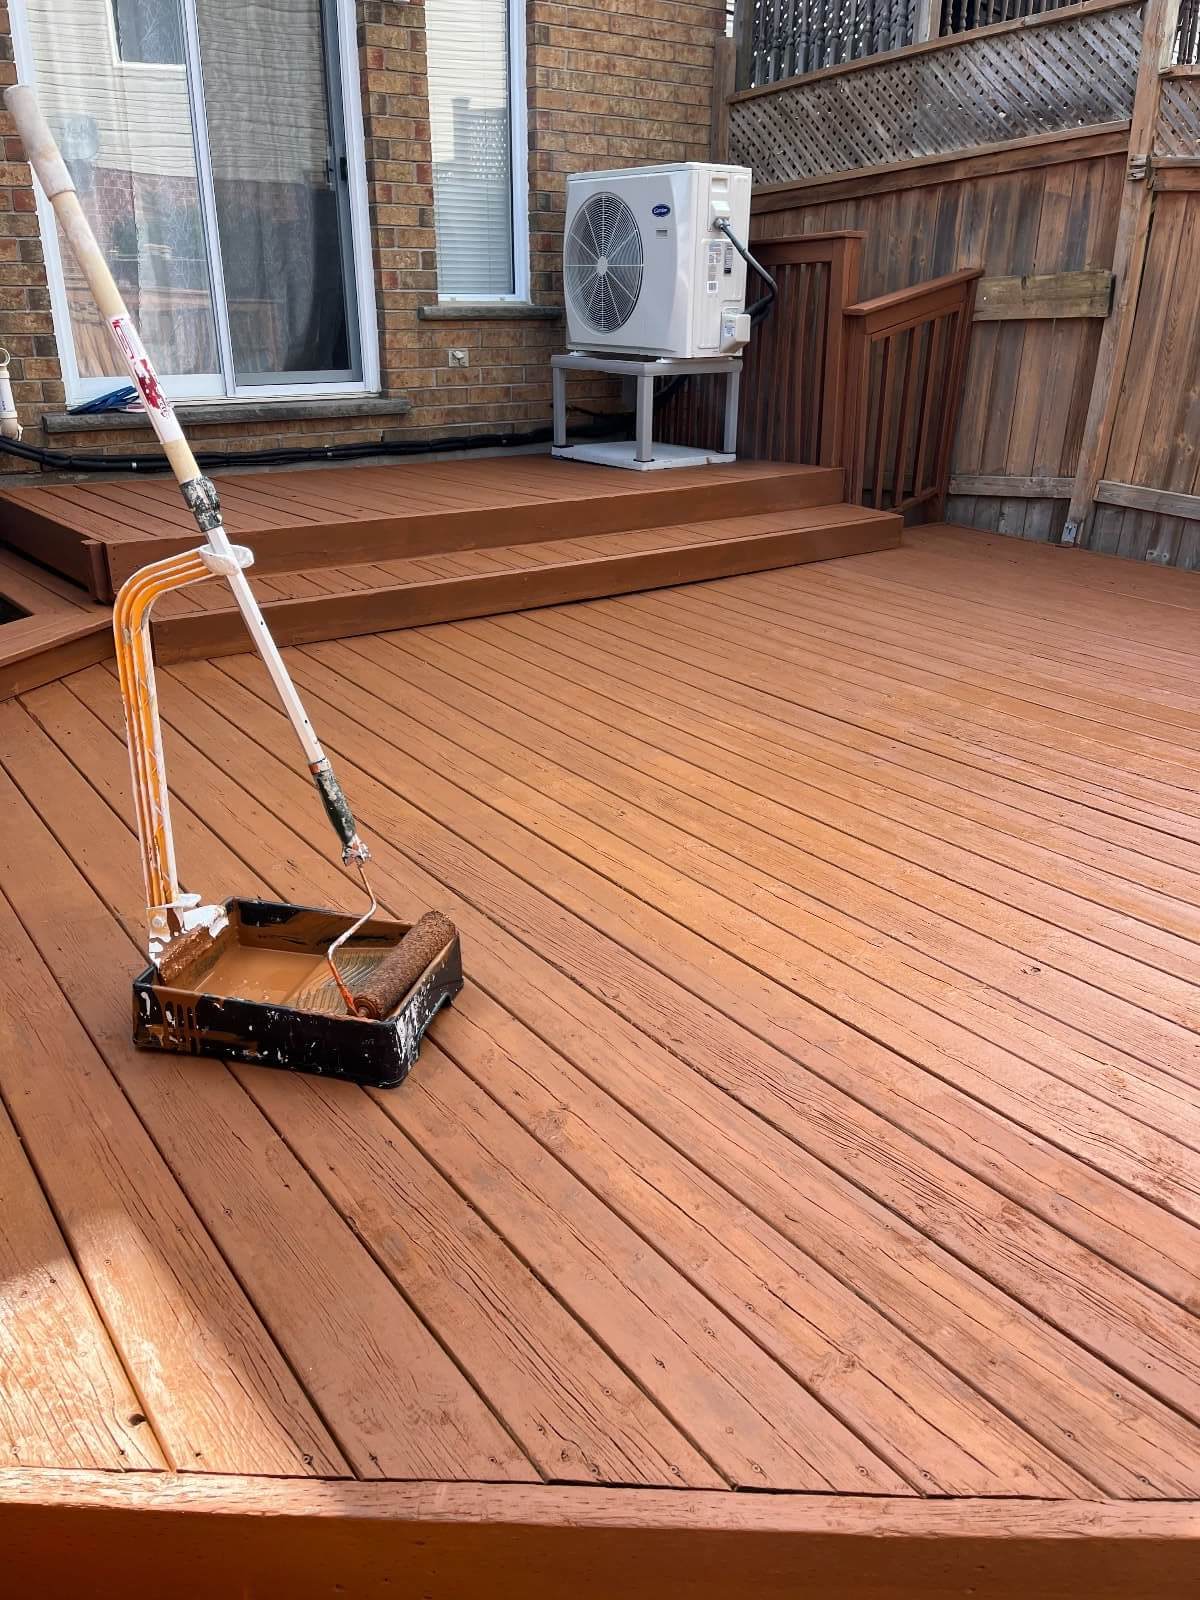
[132,898,463,1088]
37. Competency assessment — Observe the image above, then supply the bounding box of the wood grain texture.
[1,528,1199,1555]
[0,831,346,1477]
[0,1099,164,1470]
[974,269,1114,319]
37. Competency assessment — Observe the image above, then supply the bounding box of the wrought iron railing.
[1175,0,1200,59]
[735,0,1115,85]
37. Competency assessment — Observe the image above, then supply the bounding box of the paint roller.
[5,83,460,1027]
[347,910,459,1019]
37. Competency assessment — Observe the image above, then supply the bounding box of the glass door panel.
[194,0,360,385]
[25,0,222,390]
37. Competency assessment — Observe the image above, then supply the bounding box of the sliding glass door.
[15,0,371,402]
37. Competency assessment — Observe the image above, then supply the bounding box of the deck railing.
[658,231,864,467]
[841,269,980,514]
[660,240,978,519]
[729,1,1144,185]
[734,0,1137,85]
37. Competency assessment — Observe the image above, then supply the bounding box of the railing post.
[931,274,978,517]
[820,233,863,467]
[734,0,757,89]
[1061,0,1183,546]
[710,35,738,162]
[841,317,871,503]
[911,0,940,45]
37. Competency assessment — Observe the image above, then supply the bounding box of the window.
[110,0,185,65]
[14,0,376,402]
[425,0,528,300]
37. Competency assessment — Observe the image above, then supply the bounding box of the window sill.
[42,395,412,435]
[418,302,562,322]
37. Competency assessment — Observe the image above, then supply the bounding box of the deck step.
[0,610,112,699]
[152,503,902,661]
[0,547,110,700]
[0,456,845,600]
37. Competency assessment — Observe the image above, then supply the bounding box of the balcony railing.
[732,0,1200,85]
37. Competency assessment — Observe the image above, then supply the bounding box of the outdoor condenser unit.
[562,162,753,359]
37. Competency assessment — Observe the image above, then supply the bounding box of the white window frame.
[104,0,187,72]
[432,0,530,305]
[10,0,379,406]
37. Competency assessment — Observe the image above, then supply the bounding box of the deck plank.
[0,1097,165,1470]
[65,661,1095,1498]
[0,703,537,1485]
[264,644,1200,1356]
[54,676,912,1494]
[183,648,1200,1494]
[0,786,346,1477]
[2,528,1199,1513]
[22,678,792,1492]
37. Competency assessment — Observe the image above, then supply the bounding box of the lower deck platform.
[0,452,899,677]
[2,528,1199,1595]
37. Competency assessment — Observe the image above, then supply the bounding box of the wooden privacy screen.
[729,2,1143,183]
[657,231,863,467]
[1156,72,1200,153]
[841,268,981,514]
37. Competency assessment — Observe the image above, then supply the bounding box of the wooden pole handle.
[3,83,202,484]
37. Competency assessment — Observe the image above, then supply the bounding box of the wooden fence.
[745,132,1124,540]
[717,0,1200,566]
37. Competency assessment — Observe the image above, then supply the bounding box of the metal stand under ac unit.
[551,352,742,471]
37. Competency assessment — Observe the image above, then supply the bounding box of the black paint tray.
[132,897,462,1088]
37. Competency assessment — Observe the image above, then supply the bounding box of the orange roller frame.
[111,550,212,941]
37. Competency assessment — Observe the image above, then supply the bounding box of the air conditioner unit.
[563,162,753,359]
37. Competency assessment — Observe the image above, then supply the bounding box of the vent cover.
[564,192,644,333]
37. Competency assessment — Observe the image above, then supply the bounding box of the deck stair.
[0,454,900,673]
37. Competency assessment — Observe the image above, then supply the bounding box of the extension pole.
[5,84,369,868]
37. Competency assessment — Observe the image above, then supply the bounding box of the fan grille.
[565,192,644,334]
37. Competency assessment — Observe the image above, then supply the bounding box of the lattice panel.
[1156,76,1200,156]
[730,4,1144,182]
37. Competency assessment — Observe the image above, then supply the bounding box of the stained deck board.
[56,665,1094,1497]
[0,699,711,1489]
[0,813,346,1478]
[148,502,900,659]
[0,1095,164,1471]
[2,528,1199,1568]
[1,458,898,693]
[0,456,846,599]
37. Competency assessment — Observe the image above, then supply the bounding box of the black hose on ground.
[0,413,630,476]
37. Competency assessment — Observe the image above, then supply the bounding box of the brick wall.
[0,0,725,474]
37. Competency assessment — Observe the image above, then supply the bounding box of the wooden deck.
[0,454,853,597]
[2,525,1199,1595]
[0,454,900,670]
[0,546,110,698]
